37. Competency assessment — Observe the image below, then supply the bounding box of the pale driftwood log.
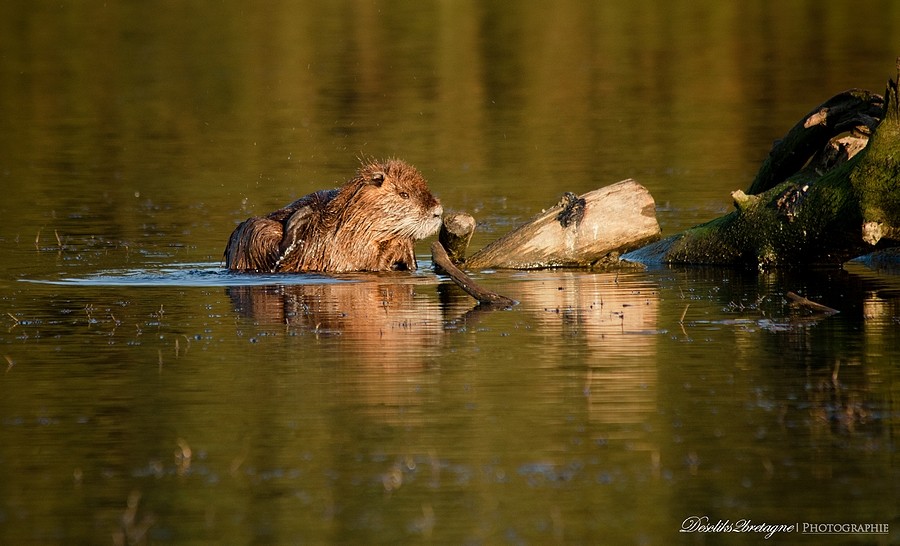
[463,179,660,269]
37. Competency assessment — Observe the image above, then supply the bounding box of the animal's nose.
[433,204,444,218]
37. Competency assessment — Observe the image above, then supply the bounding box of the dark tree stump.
[625,60,900,268]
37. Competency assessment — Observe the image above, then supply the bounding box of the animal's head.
[344,159,443,240]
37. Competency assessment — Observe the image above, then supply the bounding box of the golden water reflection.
[227,277,446,350]
[226,271,664,450]
[510,271,660,442]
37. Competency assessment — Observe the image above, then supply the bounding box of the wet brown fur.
[224,159,443,273]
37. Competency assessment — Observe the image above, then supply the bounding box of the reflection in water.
[514,271,660,441]
[227,276,449,348]
[226,276,449,427]
[227,271,665,440]
[521,270,660,355]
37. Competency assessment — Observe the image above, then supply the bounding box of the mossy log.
[624,65,900,268]
[447,179,660,270]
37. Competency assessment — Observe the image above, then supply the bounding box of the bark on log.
[624,62,900,269]
[438,212,476,265]
[463,179,660,269]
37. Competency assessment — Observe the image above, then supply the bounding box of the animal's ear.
[367,171,386,186]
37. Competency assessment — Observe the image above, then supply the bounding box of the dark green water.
[1,2,899,544]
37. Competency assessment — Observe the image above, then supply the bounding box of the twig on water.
[175,438,192,476]
[786,291,839,315]
[174,335,191,358]
[678,304,691,339]
[679,303,690,324]
[113,490,156,546]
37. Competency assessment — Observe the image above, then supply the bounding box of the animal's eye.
[399,191,410,199]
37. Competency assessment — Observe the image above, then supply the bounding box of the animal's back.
[223,160,442,273]
[224,189,337,272]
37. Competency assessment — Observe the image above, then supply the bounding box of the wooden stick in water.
[786,291,839,315]
[431,241,516,306]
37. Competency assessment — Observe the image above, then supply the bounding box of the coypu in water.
[224,159,443,272]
